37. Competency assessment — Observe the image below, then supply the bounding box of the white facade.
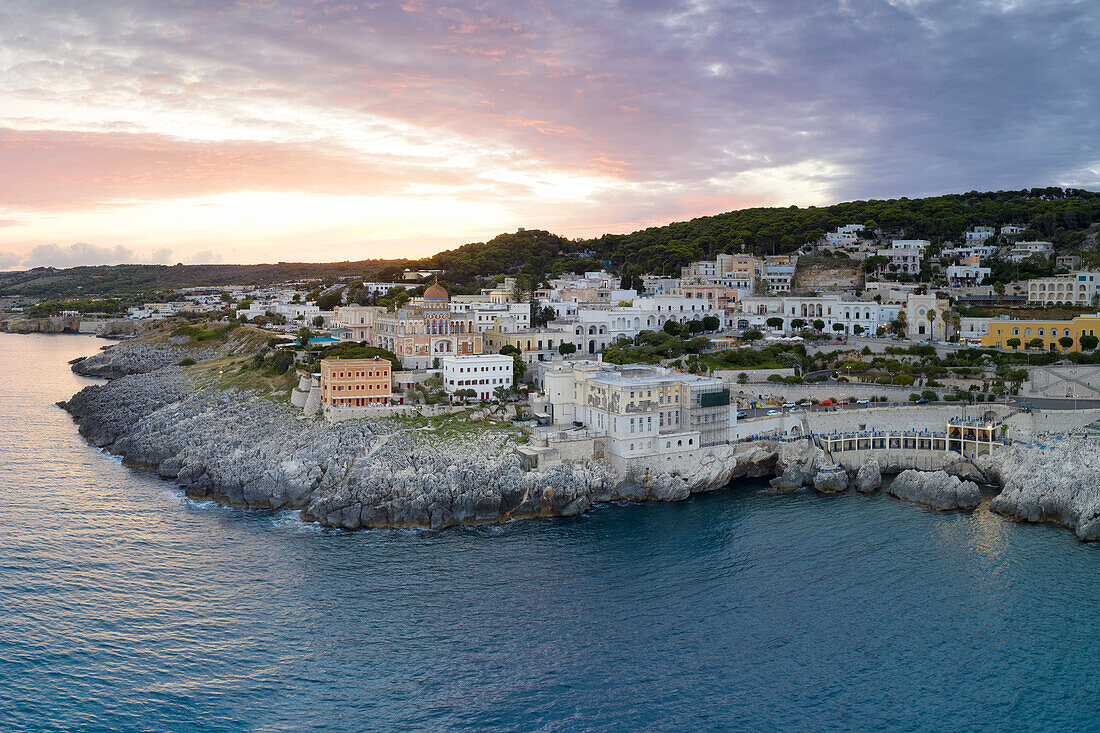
[959,317,991,343]
[945,263,990,284]
[825,224,865,245]
[729,295,899,335]
[441,354,513,400]
[542,361,735,462]
[1001,225,1026,235]
[1027,272,1100,306]
[965,226,996,243]
[448,301,530,332]
[877,246,923,274]
[1008,241,1054,262]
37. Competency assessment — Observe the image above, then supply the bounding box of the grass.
[186,355,299,401]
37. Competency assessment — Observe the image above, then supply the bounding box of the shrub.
[176,357,196,367]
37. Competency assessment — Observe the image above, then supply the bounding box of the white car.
[782,402,796,409]
[856,398,870,404]
[767,409,782,416]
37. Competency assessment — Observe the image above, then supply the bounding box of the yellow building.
[319,357,392,407]
[981,316,1100,351]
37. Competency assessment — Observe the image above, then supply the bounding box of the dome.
[423,281,449,300]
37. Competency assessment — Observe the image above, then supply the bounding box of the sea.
[1,332,1099,732]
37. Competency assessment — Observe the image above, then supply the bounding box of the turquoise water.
[2,332,1099,732]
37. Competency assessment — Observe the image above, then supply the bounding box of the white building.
[448,301,530,332]
[1001,225,1026,235]
[945,263,990,285]
[441,354,514,400]
[940,244,1000,261]
[728,295,900,335]
[541,361,735,466]
[1027,272,1100,306]
[965,226,996,243]
[825,224,865,245]
[959,317,991,344]
[876,244,923,274]
[1007,241,1054,262]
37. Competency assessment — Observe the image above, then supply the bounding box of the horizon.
[2,1,1099,270]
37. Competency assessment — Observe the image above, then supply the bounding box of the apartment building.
[1027,272,1100,306]
[541,361,735,466]
[319,357,392,407]
[440,354,513,400]
[982,316,1100,351]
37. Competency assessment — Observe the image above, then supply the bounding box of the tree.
[312,315,325,328]
[296,327,314,349]
[1006,337,1021,349]
[1059,336,1075,350]
[790,318,805,330]
[1028,338,1045,349]
[316,291,342,311]
[686,319,705,335]
[920,389,938,402]
[737,372,748,384]
[1081,334,1098,351]
[813,319,825,331]
[766,317,784,330]
[558,342,577,355]
[663,320,682,337]
[500,344,521,356]
[831,323,845,333]
[511,352,526,383]
[742,329,763,342]
[702,315,721,332]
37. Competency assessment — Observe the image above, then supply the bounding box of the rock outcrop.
[854,459,882,493]
[885,469,981,511]
[812,464,848,494]
[989,441,1100,540]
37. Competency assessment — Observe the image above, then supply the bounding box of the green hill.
[415,187,1100,281]
[4,187,1099,300]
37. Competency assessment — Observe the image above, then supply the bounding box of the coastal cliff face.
[2,315,80,334]
[988,442,1100,540]
[62,337,1100,537]
[63,368,815,529]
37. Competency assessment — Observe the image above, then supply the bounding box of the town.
[9,208,1100,480]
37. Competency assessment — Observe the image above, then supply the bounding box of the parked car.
[782,402,796,409]
[855,398,870,404]
[767,409,782,416]
[915,397,929,404]
[736,410,748,419]
[820,399,833,406]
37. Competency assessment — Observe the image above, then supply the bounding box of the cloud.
[0,0,1097,264]
[185,249,224,264]
[0,251,23,269]
[21,242,139,268]
[150,247,173,264]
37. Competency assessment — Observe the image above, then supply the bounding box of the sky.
[1,0,1098,269]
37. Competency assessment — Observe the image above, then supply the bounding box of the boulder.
[886,470,981,510]
[854,459,881,493]
[812,465,849,494]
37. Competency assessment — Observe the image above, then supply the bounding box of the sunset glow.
[1,0,1098,268]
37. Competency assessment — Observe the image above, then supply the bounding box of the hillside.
[5,187,1100,301]
[0,260,404,300]
[415,187,1100,281]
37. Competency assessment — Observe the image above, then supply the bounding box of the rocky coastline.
[60,338,1100,538]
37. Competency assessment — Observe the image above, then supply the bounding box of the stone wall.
[1024,365,1100,398]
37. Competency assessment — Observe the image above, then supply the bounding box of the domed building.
[364,279,483,369]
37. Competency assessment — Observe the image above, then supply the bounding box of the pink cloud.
[0,128,465,211]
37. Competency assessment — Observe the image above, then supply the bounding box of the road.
[737,395,1100,420]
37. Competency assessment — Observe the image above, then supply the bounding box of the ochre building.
[319,357,392,407]
[981,316,1100,351]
